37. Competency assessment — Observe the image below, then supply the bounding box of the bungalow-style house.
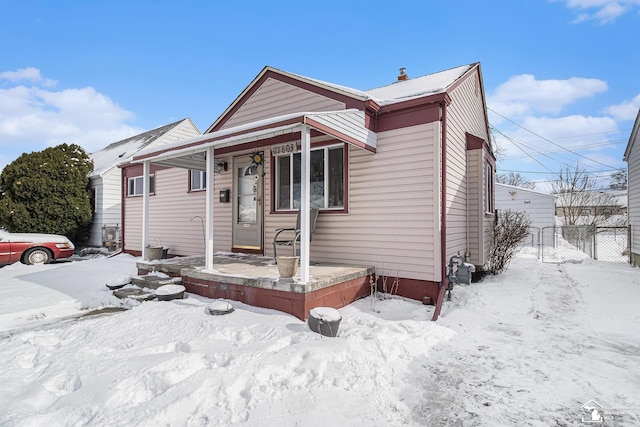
[88,119,200,248]
[122,63,495,319]
[495,183,555,247]
[624,108,640,266]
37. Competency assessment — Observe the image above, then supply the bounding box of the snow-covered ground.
[1,252,639,426]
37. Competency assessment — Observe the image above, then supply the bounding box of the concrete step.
[130,275,183,290]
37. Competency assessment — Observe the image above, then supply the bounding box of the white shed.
[495,183,556,246]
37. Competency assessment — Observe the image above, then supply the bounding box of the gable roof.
[89,119,194,177]
[554,190,627,208]
[364,64,474,105]
[206,64,477,133]
[495,183,556,200]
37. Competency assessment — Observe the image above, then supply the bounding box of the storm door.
[232,156,263,251]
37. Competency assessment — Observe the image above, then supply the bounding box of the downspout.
[432,100,448,321]
[120,167,126,254]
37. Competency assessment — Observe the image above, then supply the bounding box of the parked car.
[0,230,75,266]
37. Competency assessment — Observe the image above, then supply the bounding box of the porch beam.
[205,147,215,271]
[300,125,311,282]
[141,160,150,259]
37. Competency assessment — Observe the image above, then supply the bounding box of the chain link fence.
[520,225,629,263]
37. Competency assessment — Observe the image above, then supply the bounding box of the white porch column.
[141,160,150,260]
[205,147,215,271]
[300,125,311,283]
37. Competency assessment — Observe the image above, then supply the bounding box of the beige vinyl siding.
[482,154,494,264]
[220,78,345,130]
[482,220,492,265]
[266,123,440,282]
[466,149,482,265]
[628,139,640,260]
[124,164,233,256]
[445,70,492,265]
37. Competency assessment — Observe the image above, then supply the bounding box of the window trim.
[127,175,155,197]
[272,141,348,214]
[485,163,494,214]
[189,169,206,192]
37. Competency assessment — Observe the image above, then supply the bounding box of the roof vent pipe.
[398,67,408,81]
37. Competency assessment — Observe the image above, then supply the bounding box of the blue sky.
[1,0,639,191]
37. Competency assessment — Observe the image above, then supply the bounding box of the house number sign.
[272,142,297,156]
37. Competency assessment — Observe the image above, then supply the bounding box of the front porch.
[136,253,375,320]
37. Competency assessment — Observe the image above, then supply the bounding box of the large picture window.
[190,170,206,191]
[128,175,155,196]
[275,145,344,211]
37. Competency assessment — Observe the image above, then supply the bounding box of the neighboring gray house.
[624,108,640,266]
[495,183,556,246]
[88,118,200,248]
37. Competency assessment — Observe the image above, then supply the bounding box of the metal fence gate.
[521,225,629,263]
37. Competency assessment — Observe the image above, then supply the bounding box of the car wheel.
[24,248,51,265]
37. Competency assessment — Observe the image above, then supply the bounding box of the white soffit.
[304,110,377,150]
[134,110,376,169]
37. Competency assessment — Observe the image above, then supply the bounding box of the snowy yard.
[0,252,639,426]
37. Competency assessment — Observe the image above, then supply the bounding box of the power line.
[490,126,556,172]
[499,168,622,175]
[488,107,619,169]
[501,138,628,160]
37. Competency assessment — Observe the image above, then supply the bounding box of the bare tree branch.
[552,164,623,226]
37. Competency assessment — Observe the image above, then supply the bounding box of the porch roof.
[131,109,376,170]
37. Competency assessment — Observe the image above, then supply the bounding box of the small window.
[190,170,206,191]
[275,144,344,211]
[128,175,155,196]
[485,163,494,213]
[581,208,591,216]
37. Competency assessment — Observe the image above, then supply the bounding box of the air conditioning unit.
[102,225,121,250]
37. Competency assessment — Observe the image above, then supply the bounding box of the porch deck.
[136,253,375,320]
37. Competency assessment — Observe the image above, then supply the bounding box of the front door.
[232,156,263,251]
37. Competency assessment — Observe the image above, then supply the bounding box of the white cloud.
[554,0,640,24]
[487,74,608,120]
[0,68,144,156]
[0,67,57,87]
[604,93,640,121]
[494,114,620,163]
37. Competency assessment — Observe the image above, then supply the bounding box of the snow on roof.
[554,190,628,208]
[364,64,474,105]
[89,119,186,177]
[135,112,308,160]
[610,190,628,207]
[495,182,557,199]
[284,69,371,100]
[135,109,375,164]
[279,64,474,106]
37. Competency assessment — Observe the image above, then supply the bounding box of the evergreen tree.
[609,169,627,190]
[0,143,94,244]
